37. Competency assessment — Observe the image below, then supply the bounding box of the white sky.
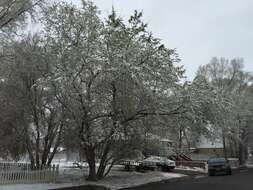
[69,0,253,80]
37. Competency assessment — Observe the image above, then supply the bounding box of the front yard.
[56,165,188,190]
[0,164,189,190]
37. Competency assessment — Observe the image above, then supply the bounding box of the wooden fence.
[0,163,59,184]
[0,162,32,171]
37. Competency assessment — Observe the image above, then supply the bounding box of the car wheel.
[157,166,163,171]
[162,166,170,172]
[209,171,215,176]
[226,169,232,175]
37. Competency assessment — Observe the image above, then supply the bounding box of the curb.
[50,184,108,190]
[174,169,207,176]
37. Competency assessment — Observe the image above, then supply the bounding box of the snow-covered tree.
[197,57,253,163]
[43,1,184,180]
[0,35,67,169]
[0,0,43,30]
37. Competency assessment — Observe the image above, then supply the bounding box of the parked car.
[208,157,232,176]
[136,156,176,172]
[119,159,140,171]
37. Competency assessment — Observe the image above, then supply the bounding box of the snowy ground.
[0,183,72,190]
[84,171,187,190]
[246,164,253,168]
[0,164,187,190]
[175,166,207,173]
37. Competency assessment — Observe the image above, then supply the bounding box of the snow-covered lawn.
[56,166,188,190]
[0,166,187,190]
[86,171,187,190]
[175,166,207,173]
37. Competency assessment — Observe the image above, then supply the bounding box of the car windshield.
[208,157,226,163]
[144,156,161,162]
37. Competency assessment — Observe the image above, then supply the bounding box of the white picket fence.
[0,162,31,171]
[0,163,59,184]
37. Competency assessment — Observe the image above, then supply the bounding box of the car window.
[208,157,226,163]
[144,156,161,162]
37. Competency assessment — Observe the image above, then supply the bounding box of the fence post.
[55,165,59,182]
[49,166,52,182]
[52,165,56,182]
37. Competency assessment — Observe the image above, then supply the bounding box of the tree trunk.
[183,129,190,152]
[47,126,63,167]
[178,128,182,150]
[104,160,116,177]
[239,142,244,165]
[96,143,110,179]
[239,142,248,165]
[222,129,227,159]
[25,127,36,169]
[86,146,97,181]
[96,162,106,180]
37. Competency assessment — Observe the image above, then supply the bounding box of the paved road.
[121,169,253,190]
[51,185,107,190]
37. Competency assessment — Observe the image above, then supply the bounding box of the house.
[190,135,224,161]
[246,127,253,164]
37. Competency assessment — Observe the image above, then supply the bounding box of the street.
[121,169,253,190]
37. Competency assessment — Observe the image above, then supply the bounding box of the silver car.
[138,156,176,171]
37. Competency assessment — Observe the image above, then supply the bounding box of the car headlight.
[168,162,175,166]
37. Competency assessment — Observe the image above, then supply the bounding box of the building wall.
[191,134,225,161]
[191,148,224,161]
[247,127,253,163]
[196,148,224,156]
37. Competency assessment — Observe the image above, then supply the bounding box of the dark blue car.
[208,157,232,176]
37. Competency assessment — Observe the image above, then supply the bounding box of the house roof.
[195,135,223,149]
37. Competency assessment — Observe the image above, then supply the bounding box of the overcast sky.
[70,0,253,80]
